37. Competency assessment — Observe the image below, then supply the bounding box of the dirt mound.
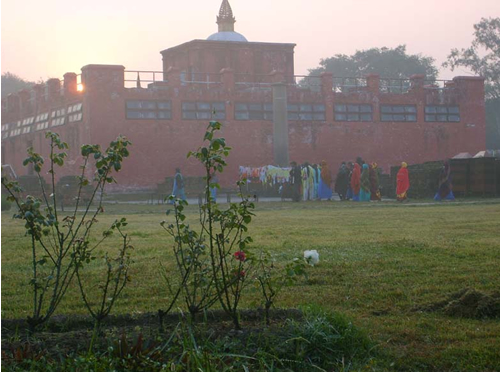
[415,288,500,319]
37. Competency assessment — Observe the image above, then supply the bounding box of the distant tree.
[444,17,500,148]
[444,17,500,100]
[1,72,35,98]
[308,45,438,80]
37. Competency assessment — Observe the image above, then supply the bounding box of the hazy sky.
[1,0,499,82]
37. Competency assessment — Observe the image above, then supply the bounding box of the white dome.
[207,31,248,42]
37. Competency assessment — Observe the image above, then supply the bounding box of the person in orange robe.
[396,162,410,202]
[350,163,361,201]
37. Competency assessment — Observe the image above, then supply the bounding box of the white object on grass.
[303,250,319,266]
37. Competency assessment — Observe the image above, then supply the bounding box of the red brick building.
[1,0,486,191]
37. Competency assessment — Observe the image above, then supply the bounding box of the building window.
[2,124,11,139]
[126,100,172,120]
[22,117,35,126]
[34,112,50,130]
[182,102,225,120]
[36,122,50,131]
[380,105,417,122]
[68,103,84,123]
[67,103,83,113]
[288,103,326,121]
[235,103,273,120]
[425,106,460,122]
[51,107,66,127]
[334,104,372,122]
[35,113,49,123]
[9,128,21,137]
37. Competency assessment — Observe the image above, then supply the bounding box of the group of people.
[288,161,333,201]
[171,159,455,204]
[333,157,382,202]
[287,158,382,202]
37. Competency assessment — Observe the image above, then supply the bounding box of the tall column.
[272,83,289,166]
[81,64,125,93]
[63,72,78,96]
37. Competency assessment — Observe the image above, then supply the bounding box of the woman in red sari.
[350,163,361,201]
[396,162,410,202]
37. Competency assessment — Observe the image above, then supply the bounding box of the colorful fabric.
[434,161,455,201]
[320,160,332,185]
[318,161,332,200]
[359,164,371,201]
[239,165,291,186]
[396,162,410,201]
[308,165,316,200]
[351,163,361,201]
[302,166,310,201]
[369,163,381,201]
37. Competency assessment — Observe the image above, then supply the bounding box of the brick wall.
[1,66,486,193]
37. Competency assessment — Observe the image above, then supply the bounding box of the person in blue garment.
[171,168,187,201]
[318,160,333,200]
[351,163,361,201]
[434,160,455,201]
[210,172,219,202]
[359,163,371,201]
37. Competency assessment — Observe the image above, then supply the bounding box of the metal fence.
[182,72,222,87]
[290,75,322,92]
[124,70,164,89]
[332,77,368,93]
[379,78,411,94]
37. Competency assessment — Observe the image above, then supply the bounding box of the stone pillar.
[270,70,285,84]
[410,74,425,97]
[47,78,61,101]
[6,94,20,115]
[220,68,235,90]
[64,72,78,96]
[272,83,289,167]
[32,84,45,105]
[410,74,425,89]
[81,64,125,93]
[18,89,31,115]
[366,74,380,93]
[453,76,486,151]
[165,67,181,88]
[320,72,333,95]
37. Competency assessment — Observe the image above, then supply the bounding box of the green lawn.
[2,200,500,371]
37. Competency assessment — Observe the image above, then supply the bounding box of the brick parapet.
[2,65,486,191]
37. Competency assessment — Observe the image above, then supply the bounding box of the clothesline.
[239,165,292,186]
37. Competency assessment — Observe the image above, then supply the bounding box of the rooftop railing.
[379,78,412,94]
[423,79,454,90]
[332,77,368,93]
[291,75,322,92]
[122,70,458,97]
[124,70,164,88]
[182,72,222,89]
[234,73,273,91]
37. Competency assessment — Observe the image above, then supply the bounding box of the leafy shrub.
[1,132,131,333]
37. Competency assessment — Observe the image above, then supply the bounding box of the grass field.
[2,199,500,371]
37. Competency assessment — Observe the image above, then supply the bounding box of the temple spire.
[216,0,236,32]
